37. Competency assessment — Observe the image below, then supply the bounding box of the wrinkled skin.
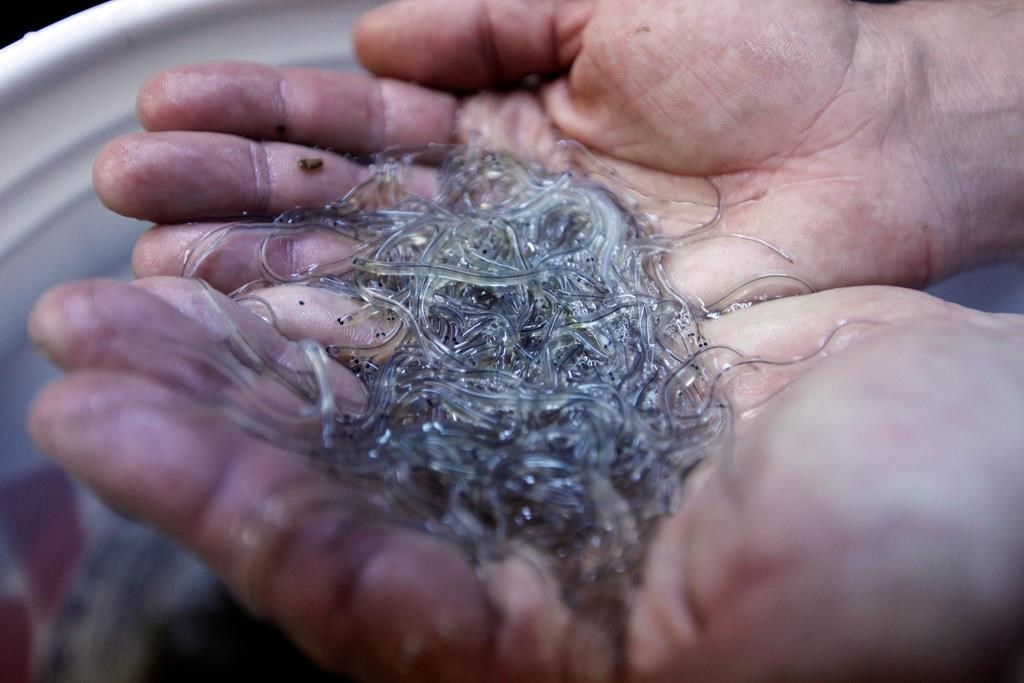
[28,0,1024,681]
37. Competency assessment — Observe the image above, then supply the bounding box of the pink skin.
[27,0,1024,680]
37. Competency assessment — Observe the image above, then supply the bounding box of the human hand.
[31,0,1024,680]
[97,0,1024,305]
[28,278,1024,682]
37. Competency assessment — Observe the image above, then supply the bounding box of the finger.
[132,276,369,403]
[29,278,366,410]
[94,132,373,223]
[142,276,403,363]
[234,284,406,361]
[138,61,458,153]
[132,222,364,292]
[701,285,961,359]
[698,285,972,417]
[355,0,593,89]
[27,371,494,682]
[28,278,251,395]
[131,267,402,366]
[480,557,574,683]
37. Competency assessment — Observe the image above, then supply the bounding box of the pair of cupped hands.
[27,0,1024,681]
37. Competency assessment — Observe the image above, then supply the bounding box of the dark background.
[2,1,104,48]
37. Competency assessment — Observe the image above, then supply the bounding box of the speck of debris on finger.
[297,157,324,172]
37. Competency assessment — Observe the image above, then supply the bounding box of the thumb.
[354,0,593,90]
